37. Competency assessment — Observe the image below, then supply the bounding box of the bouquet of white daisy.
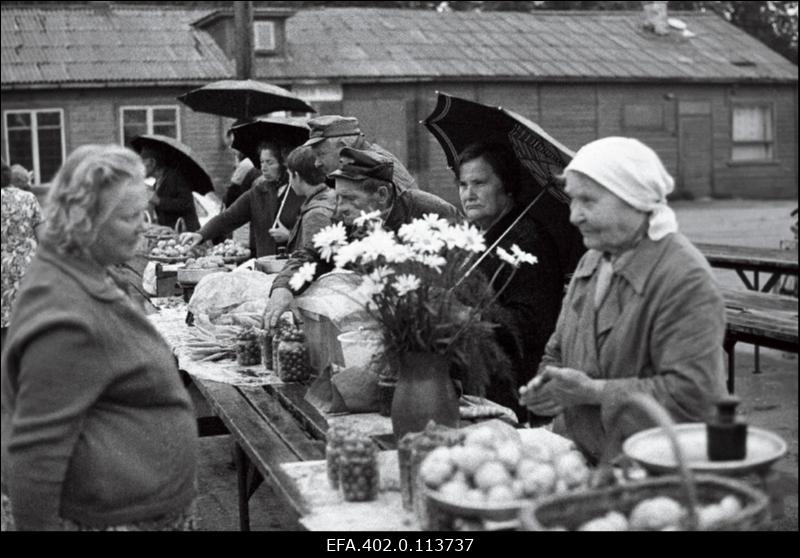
[291,212,537,395]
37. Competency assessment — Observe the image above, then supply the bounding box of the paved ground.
[193,199,798,531]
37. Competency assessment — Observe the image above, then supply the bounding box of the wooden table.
[698,242,799,375]
[148,300,575,531]
[720,287,798,393]
[697,242,799,293]
[149,303,396,530]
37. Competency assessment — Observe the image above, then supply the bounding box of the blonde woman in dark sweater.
[1,145,198,531]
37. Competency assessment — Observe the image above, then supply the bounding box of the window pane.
[122,109,148,126]
[37,128,63,183]
[123,123,148,148]
[152,108,177,123]
[152,123,177,138]
[733,106,769,141]
[37,111,61,127]
[6,112,31,129]
[254,21,275,50]
[731,144,771,162]
[7,128,34,170]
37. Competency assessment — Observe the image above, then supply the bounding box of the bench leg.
[234,443,251,532]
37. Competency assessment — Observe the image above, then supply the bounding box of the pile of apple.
[149,238,202,260]
[575,494,743,531]
[185,255,226,269]
[209,239,251,260]
[419,425,592,506]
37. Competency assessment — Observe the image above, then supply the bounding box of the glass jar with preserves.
[235,327,262,366]
[277,329,311,382]
[338,434,380,502]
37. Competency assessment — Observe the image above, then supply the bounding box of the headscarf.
[564,137,678,241]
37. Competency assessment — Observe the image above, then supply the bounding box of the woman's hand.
[179,232,203,247]
[519,376,563,416]
[268,221,290,244]
[540,365,606,408]
[263,287,295,331]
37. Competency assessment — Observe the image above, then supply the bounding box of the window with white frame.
[731,104,774,162]
[4,109,65,185]
[120,106,180,147]
[254,21,276,52]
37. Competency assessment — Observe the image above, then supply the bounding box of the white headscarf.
[564,137,678,241]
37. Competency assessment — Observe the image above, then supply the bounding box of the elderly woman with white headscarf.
[1,145,198,531]
[519,137,727,462]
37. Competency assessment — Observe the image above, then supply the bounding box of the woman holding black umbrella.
[180,141,303,258]
[456,141,578,423]
[138,146,200,232]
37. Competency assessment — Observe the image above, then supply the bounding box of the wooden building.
[2,3,797,203]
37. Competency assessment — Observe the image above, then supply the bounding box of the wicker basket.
[519,394,770,531]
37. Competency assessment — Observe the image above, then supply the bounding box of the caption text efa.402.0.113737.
[326,538,475,552]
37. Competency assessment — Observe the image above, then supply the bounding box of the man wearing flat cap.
[303,115,418,192]
[263,147,458,330]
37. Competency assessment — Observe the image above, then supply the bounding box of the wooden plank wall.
[342,80,797,205]
[4,80,795,205]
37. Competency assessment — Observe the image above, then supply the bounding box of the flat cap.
[329,147,394,183]
[303,115,362,147]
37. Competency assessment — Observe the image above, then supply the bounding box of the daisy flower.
[289,262,317,292]
[496,246,518,267]
[353,210,383,227]
[393,274,421,296]
[510,244,538,266]
[313,222,348,262]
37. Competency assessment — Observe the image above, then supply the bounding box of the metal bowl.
[623,423,787,476]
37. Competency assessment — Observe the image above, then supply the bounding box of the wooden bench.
[720,288,798,393]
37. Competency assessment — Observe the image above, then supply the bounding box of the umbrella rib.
[455,188,547,287]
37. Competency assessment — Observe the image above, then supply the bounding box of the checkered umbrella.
[178,80,315,120]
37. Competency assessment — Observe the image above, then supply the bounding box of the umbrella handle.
[455,189,546,287]
[272,184,292,228]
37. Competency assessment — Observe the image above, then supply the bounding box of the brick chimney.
[642,1,670,36]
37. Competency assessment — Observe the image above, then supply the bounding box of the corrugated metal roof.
[1,5,233,86]
[257,7,796,83]
[2,5,796,88]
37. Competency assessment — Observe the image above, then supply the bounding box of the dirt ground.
[194,199,799,531]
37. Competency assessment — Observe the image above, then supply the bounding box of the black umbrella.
[177,80,315,120]
[229,115,310,167]
[423,92,583,282]
[130,134,213,195]
[423,91,574,203]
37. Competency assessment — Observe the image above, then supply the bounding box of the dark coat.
[198,177,303,258]
[477,204,575,419]
[153,166,200,232]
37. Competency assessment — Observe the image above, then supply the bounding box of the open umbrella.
[130,134,213,195]
[423,92,583,282]
[178,80,315,120]
[423,92,574,202]
[229,115,310,167]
